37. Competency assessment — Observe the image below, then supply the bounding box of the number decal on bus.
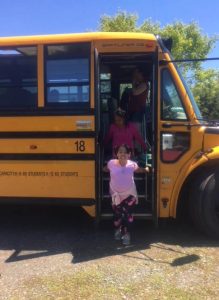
[75,140,86,152]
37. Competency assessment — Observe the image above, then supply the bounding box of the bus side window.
[45,43,90,107]
[0,46,37,109]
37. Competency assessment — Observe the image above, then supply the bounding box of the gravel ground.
[0,205,218,300]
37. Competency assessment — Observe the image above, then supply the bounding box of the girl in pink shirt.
[103,144,149,245]
[104,108,147,157]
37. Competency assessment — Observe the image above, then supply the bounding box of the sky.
[0,0,218,68]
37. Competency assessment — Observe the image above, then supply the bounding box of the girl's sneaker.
[114,228,122,240]
[122,232,130,245]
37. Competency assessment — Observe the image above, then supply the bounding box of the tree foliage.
[99,12,139,32]
[99,11,219,119]
[192,69,219,119]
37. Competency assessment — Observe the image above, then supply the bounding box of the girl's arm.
[134,166,150,173]
[131,123,147,151]
[103,165,109,172]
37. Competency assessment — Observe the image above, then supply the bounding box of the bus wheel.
[189,171,219,238]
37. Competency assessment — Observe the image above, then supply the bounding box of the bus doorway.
[98,53,155,220]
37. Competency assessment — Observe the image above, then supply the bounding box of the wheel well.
[176,160,219,220]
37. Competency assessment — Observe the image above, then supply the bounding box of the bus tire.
[189,171,219,238]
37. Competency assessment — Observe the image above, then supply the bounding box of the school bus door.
[158,62,200,218]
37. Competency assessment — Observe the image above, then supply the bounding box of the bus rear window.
[0,47,37,109]
[45,43,90,108]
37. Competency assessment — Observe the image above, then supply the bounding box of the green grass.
[18,264,218,300]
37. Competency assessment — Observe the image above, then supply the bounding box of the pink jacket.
[104,122,147,153]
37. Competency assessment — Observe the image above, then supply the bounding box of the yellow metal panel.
[206,146,219,159]
[158,126,205,218]
[0,161,95,198]
[37,45,44,107]
[82,205,96,217]
[0,116,95,132]
[0,138,94,154]
[204,134,219,151]
[0,32,156,47]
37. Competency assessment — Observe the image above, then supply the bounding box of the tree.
[192,69,219,119]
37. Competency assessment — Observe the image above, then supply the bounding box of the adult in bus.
[128,67,149,124]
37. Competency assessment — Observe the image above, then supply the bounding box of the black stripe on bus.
[0,154,95,160]
[0,197,95,206]
[0,108,95,117]
[205,128,219,135]
[0,131,96,138]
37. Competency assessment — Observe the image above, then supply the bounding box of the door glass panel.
[161,69,187,120]
[161,132,190,162]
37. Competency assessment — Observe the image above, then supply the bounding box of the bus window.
[161,69,187,121]
[100,72,112,112]
[0,46,37,109]
[161,132,190,162]
[45,43,90,108]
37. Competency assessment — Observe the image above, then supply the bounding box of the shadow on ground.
[0,205,218,265]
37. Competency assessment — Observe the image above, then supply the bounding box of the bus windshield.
[175,65,203,121]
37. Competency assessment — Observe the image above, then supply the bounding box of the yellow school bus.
[0,32,218,237]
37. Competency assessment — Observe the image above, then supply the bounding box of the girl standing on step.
[103,144,149,245]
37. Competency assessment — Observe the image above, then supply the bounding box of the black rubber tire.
[189,170,219,238]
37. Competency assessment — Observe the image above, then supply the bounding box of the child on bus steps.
[103,144,150,245]
[104,108,147,157]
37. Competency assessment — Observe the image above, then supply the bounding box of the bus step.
[103,195,151,201]
[103,173,149,181]
[100,212,153,220]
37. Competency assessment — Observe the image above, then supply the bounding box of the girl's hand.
[145,166,150,173]
[103,165,109,172]
[135,166,151,173]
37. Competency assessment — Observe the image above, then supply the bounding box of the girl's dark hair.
[114,144,132,155]
[114,108,128,125]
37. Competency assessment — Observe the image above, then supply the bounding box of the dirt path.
[0,206,218,299]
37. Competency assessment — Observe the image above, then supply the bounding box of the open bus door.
[94,47,102,224]
[94,48,159,223]
[150,45,159,227]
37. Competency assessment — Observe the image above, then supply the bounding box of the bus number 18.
[75,140,86,152]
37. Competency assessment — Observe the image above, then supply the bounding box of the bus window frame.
[0,45,38,111]
[44,42,91,110]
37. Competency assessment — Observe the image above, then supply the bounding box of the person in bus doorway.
[128,67,149,124]
[103,144,149,245]
[104,108,147,158]
[126,67,152,162]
